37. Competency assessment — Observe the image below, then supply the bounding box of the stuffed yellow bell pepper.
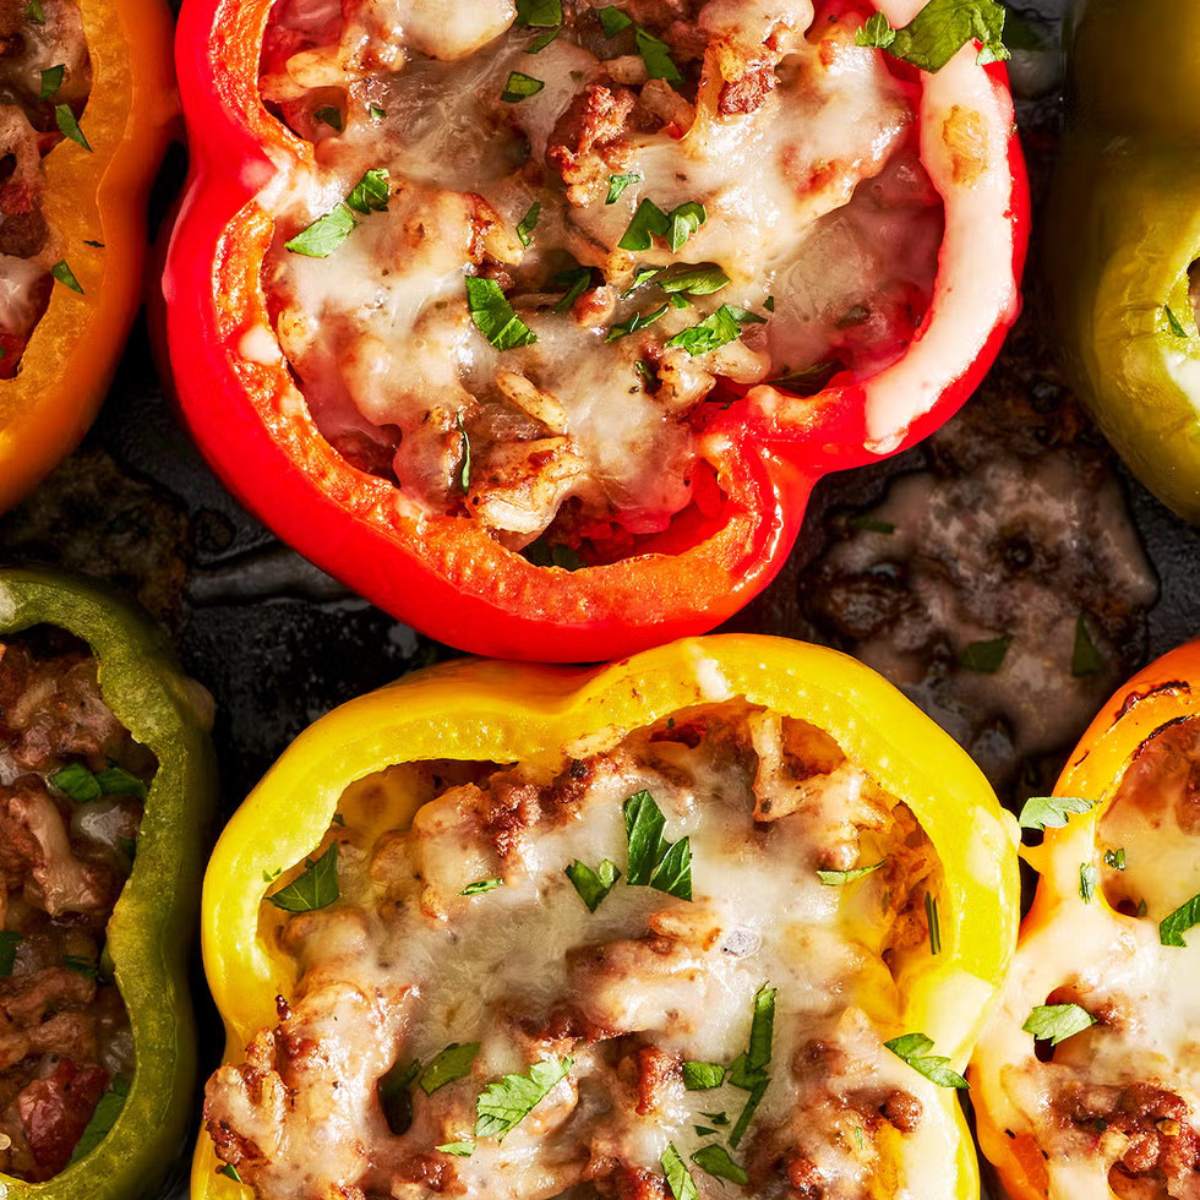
[195,635,1018,1200]
[973,641,1200,1198]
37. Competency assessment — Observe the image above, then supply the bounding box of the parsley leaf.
[49,762,101,802]
[701,1110,729,1125]
[64,954,98,979]
[0,931,20,977]
[726,984,775,1147]
[1022,1003,1095,1046]
[1160,890,1200,948]
[1165,305,1189,338]
[1072,614,1104,677]
[883,1032,967,1089]
[436,1141,475,1156]
[636,26,682,84]
[856,11,896,48]
[25,0,44,22]
[475,1056,573,1139]
[691,1144,749,1186]
[682,1061,725,1090]
[925,891,942,955]
[857,0,1010,72]
[285,203,357,258]
[658,263,729,297]
[817,860,885,886]
[666,201,706,252]
[461,877,502,895]
[51,259,83,293]
[420,1043,480,1094]
[619,198,670,251]
[69,1076,129,1163]
[565,858,621,911]
[622,790,692,899]
[552,266,594,313]
[527,28,559,52]
[959,635,1010,673]
[607,172,642,204]
[502,71,545,103]
[729,1079,767,1148]
[1018,795,1095,831]
[466,277,537,350]
[345,168,390,214]
[516,0,561,25]
[1105,847,1127,871]
[747,983,775,1072]
[313,105,342,131]
[39,64,64,99]
[606,303,668,343]
[55,103,91,151]
[661,1144,698,1200]
[1079,862,1098,904]
[598,5,632,35]
[457,413,471,491]
[516,200,541,247]
[265,843,340,912]
[665,304,764,357]
[218,1164,242,1181]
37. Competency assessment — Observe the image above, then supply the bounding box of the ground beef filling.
[205,700,948,1200]
[0,630,150,1181]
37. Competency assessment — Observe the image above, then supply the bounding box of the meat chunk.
[15,1060,109,1179]
[547,83,637,206]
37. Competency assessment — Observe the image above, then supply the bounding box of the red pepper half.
[165,0,1028,662]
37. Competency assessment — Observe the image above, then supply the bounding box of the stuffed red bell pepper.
[166,0,1028,661]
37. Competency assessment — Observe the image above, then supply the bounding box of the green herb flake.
[0,931,21,977]
[527,27,560,51]
[461,877,502,896]
[265,843,340,912]
[516,0,561,26]
[1165,305,1189,339]
[636,25,682,84]
[606,303,668,343]
[501,71,545,103]
[1022,1003,1095,1047]
[1072,614,1104,677]
[1160,890,1200,948]
[1017,795,1096,831]
[565,858,621,911]
[466,276,538,350]
[51,259,84,293]
[1079,862,1098,904]
[1105,847,1127,871]
[345,167,390,214]
[50,762,101,802]
[859,0,1009,72]
[856,11,896,49]
[691,1143,749,1186]
[552,266,593,313]
[598,5,632,35]
[436,1141,475,1156]
[665,304,764,357]
[39,64,64,99]
[618,198,670,252]
[420,1043,481,1094]
[1137,897,1149,918]
[666,201,706,252]
[218,1164,242,1181]
[284,204,357,258]
[925,891,942,955]
[516,200,542,247]
[764,294,776,312]
[25,0,44,22]
[661,1143,698,1200]
[693,1124,717,1137]
[622,790,693,899]
[69,1076,129,1163]
[959,635,1010,673]
[849,515,895,534]
[95,766,148,799]
[701,1110,729,1125]
[682,1061,726,1090]
[55,103,91,151]
[606,172,642,204]
[313,105,343,131]
[883,1032,968,1089]
[623,265,662,296]
[369,103,386,120]
[457,413,471,492]
[63,954,98,979]
[817,860,885,886]
[748,983,776,1072]
[729,1079,768,1148]
[475,1055,573,1139]
[658,263,729,297]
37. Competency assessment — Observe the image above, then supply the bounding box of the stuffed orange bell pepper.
[194,635,1018,1200]
[973,641,1200,1199]
[0,0,175,513]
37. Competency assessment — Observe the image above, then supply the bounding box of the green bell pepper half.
[0,568,217,1199]
[1047,0,1200,522]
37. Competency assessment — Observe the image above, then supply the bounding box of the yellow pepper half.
[194,635,1019,1199]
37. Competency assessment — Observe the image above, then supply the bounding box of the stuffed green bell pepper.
[1048,0,1200,522]
[0,568,216,1197]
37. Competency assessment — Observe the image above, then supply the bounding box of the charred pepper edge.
[0,568,217,1200]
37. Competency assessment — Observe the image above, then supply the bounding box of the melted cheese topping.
[974,718,1200,1200]
[205,700,964,1199]
[257,0,942,552]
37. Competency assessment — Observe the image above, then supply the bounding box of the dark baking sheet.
[3,0,1198,1192]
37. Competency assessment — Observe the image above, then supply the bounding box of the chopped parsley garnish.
[682,1061,726,1090]
[1079,862,1098,904]
[658,263,729,296]
[1105,847,1127,871]
[1072,614,1103,677]
[465,276,538,350]
[693,1124,718,1137]
[726,984,775,1148]
[265,843,340,912]
[285,204,357,257]
[461,877,502,895]
[636,25,683,84]
[729,1078,767,1148]
[667,201,706,252]
[516,0,561,26]
[764,295,776,312]
[925,891,942,955]
[378,1058,420,1134]
[691,1144,749,1186]
[1022,1003,1095,1047]
[1160,889,1200,948]
[436,1141,475,1156]
[69,1076,129,1163]
[501,71,545,103]
[420,1043,480,1094]
[1017,795,1095,831]
[369,103,386,120]
[457,413,471,491]
[959,634,1010,673]
[623,265,662,295]
[855,0,1009,72]
[475,1056,573,1139]
[701,1110,729,1125]
[661,1144,697,1200]
[883,1032,968,1089]
[527,27,560,51]
[39,64,64,99]
[218,1164,242,1181]
[607,172,642,204]
[49,762,102,802]
[25,0,44,22]
[345,167,390,214]
[55,103,91,151]
[665,304,764,357]
[313,105,342,131]
[817,860,885,886]
[64,954,98,979]
[598,5,633,35]
[565,858,621,911]
[747,983,775,1072]
[51,259,83,293]
[552,266,594,313]
[516,201,542,247]
[849,515,895,534]
[0,931,20,977]
[1165,305,1189,339]
[619,199,669,251]
[606,303,668,343]
[622,790,692,900]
